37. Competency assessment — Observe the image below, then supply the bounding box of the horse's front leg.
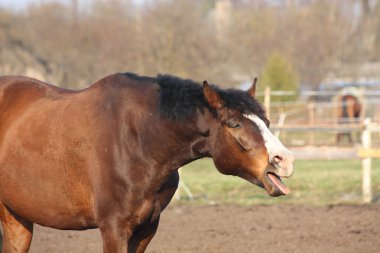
[98,203,154,253]
[95,170,179,253]
[99,217,135,253]
[129,171,179,253]
[97,197,156,253]
[100,222,130,253]
[128,217,160,253]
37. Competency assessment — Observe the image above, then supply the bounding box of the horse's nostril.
[273,155,283,164]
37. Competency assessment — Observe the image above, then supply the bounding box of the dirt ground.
[28,204,380,253]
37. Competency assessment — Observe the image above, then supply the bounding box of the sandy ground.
[28,204,380,253]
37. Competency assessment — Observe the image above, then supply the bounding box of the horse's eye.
[227,120,242,129]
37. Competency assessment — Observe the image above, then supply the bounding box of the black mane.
[123,72,267,121]
[156,74,269,121]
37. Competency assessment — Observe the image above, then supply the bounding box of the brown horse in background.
[0,73,294,253]
[336,94,362,144]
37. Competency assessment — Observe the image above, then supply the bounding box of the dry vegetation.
[0,0,379,89]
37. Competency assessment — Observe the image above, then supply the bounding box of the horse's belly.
[0,181,97,229]
[0,162,97,229]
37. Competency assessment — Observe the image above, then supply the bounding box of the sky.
[0,0,144,10]
[0,0,71,10]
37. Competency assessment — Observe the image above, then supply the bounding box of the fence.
[271,118,380,203]
[258,88,380,146]
[266,87,380,203]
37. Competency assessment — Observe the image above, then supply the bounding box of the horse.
[0,73,294,253]
[336,94,362,144]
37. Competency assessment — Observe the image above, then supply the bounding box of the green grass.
[176,158,380,206]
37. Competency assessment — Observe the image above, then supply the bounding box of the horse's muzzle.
[269,150,295,178]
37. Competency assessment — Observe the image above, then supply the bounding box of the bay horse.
[0,73,294,253]
[336,94,362,143]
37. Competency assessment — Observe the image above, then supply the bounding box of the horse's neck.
[183,109,215,158]
[154,109,215,170]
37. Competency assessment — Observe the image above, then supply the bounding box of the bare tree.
[0,0,376,90]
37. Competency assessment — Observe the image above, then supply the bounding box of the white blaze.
[243,114,293,163]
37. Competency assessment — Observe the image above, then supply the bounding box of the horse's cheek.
[211,130,240,175]
[235,134,254,151]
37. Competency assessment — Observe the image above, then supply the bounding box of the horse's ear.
[247,77,257,98]
[203,81,224,110]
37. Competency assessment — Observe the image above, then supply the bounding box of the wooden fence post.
[274,113,286,138]
[264,87,271,119]
[308,102,315,145]
[174,168,193,201]
[362,118,372,203]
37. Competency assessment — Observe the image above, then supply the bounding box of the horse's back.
[0,75,76,119]
[0,75,82,151]
[0,75,68,95]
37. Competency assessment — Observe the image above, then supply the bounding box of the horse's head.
[203,79,294,197]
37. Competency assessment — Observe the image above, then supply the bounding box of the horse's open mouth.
[265,172,290,196]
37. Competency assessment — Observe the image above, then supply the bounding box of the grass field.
[176,158,380,205]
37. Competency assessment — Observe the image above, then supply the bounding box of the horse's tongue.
[268,173,290,195]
